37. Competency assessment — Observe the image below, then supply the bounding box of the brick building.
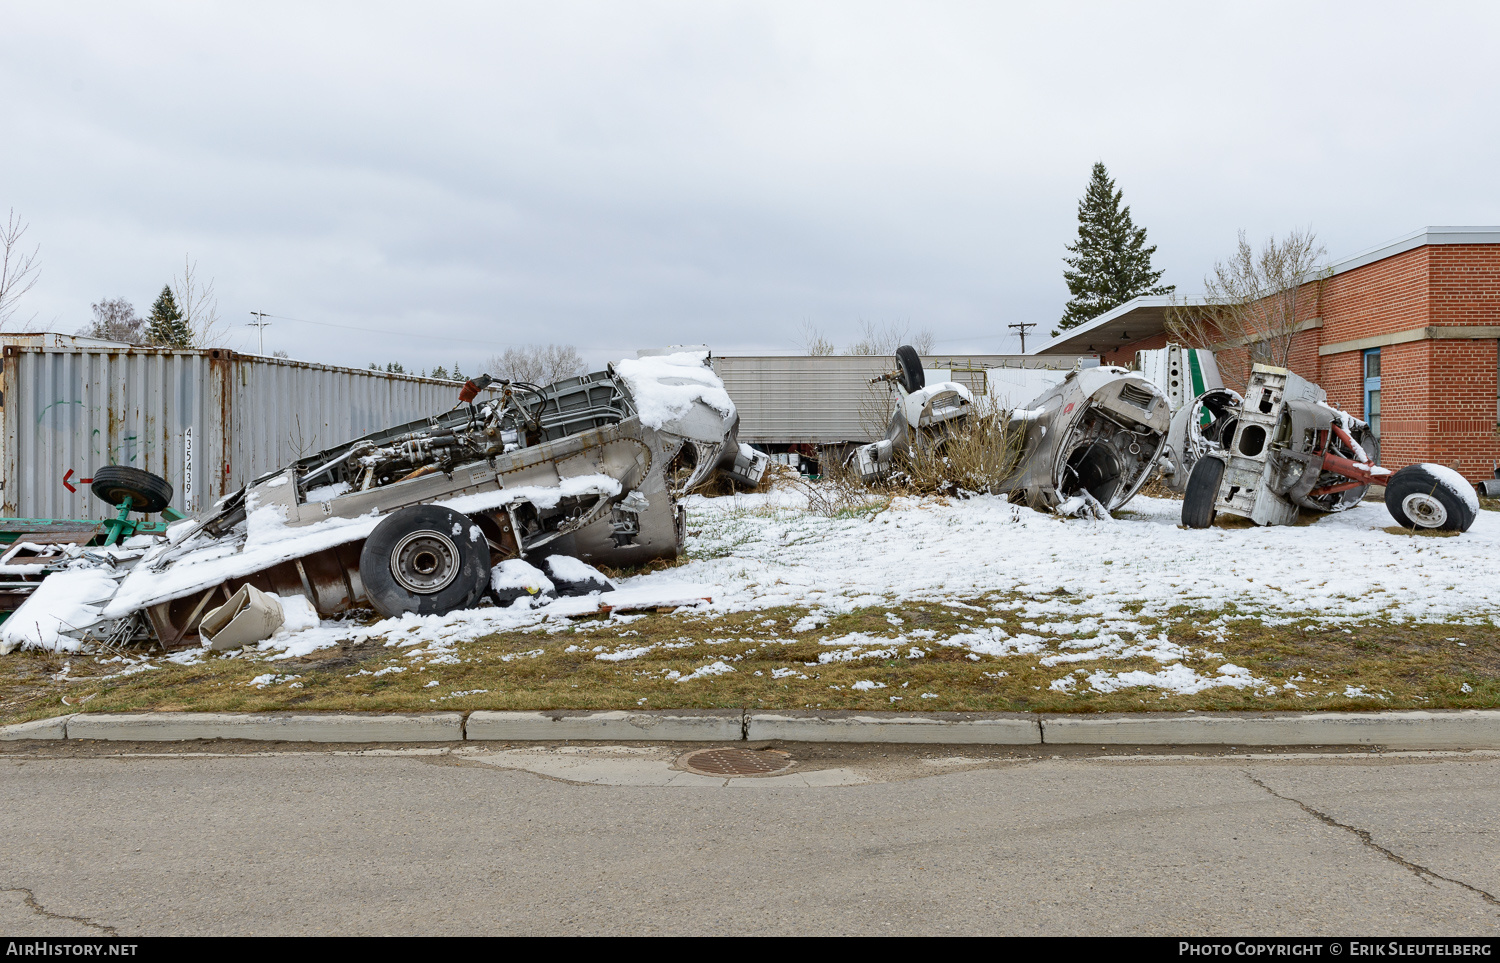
[1031,227,1500,482]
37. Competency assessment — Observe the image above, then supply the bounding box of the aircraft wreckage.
[0,350,767,653]
[0,344,1480,656]
[851,345,1478,532]
[1159,363,1478,533]
[849,345,1171,515]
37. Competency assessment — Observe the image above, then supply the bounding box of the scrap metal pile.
[849,345,1171,515]
[850,344,1477,532]
[0,340,1480,658]
[0,349,767,653]
[1160,363,1477,533]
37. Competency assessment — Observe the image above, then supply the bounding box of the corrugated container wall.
[713,354,1099,446]
[1,345,486,520]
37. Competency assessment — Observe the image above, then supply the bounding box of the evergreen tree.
[1059,163,1174,330]
[144,286,192,346]
[452,362,464,382]
[430,364,449,381]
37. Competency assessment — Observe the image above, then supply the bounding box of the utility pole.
[1007,321,1037,353]
[248,312,271,354]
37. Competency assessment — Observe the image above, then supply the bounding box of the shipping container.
[0,344,492,520]
[712,354,1099,446]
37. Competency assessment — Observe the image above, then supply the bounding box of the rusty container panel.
[1,346,222,520]
[227,355,472,491]
[1,345,478,521]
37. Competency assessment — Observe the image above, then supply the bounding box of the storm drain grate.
[678,747,794,777]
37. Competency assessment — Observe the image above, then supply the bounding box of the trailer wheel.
[1181,457,1224,529]
[360,505,492,618]
[1384,465,1477,533]
[90,465,174,514]
[895,345,925,394]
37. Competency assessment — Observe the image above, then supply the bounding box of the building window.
[1364,348,1381,436]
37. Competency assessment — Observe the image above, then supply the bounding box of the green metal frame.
[0,505,185,547]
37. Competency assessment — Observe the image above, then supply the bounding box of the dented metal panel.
[1,345,487,521]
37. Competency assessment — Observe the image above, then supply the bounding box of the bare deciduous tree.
[484,344,586,386]
[844,319,935,357]
[0,209,41,330]
[795,321,836,356]
[80,297,145,342]
[172,256,228,347]
[1166,228,1329,387]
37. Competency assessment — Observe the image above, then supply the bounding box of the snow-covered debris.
[543,555,614,595]
[0,568,121,653]
[613,351,734,430]
[101,473,623,621]
[492,559,556,605]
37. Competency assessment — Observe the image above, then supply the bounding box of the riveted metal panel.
[712,354,1100,446]
[1,345,485,520]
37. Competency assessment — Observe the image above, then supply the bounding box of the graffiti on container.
[61,469,94,494]
[34,398,83,424]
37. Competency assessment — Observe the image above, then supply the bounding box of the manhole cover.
[678,747,794,777]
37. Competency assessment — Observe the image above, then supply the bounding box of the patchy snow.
[613,351,734,430]
[274,595,320,637]
[675,660,736,682]
[304,481,351,503]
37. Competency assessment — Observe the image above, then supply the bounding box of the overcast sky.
[3,1,1498,371]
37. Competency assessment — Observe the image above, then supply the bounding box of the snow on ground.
[238,487,1499,699]
[660,490,1498,625]
[20,485,1499,701]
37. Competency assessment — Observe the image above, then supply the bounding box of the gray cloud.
[3,1,1498,371]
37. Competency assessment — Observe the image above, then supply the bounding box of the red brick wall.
[1318,349,1364,415]
[1317,246,1430,344]
[1402,339,1499,475]
[1428,246,1500,327]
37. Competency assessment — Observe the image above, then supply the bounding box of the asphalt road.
[1,742,1497,936]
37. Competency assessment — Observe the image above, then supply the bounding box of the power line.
[247,311,271,353]
[1007,321,1037,353]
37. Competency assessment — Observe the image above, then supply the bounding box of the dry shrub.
[890,398,1027,497]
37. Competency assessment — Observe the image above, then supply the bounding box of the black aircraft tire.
[90,465,174,514]
[360,505,492,618]
[895,345,925,394]
[1181,457,1224,529]
[1384,464,1476,533]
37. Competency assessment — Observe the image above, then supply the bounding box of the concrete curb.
[0,714,74,741]
[746,711,1040,744]
[64,712,464,743]
[468,710,742,742]
[1040,710,1500,748]
[2,709,1498,747]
